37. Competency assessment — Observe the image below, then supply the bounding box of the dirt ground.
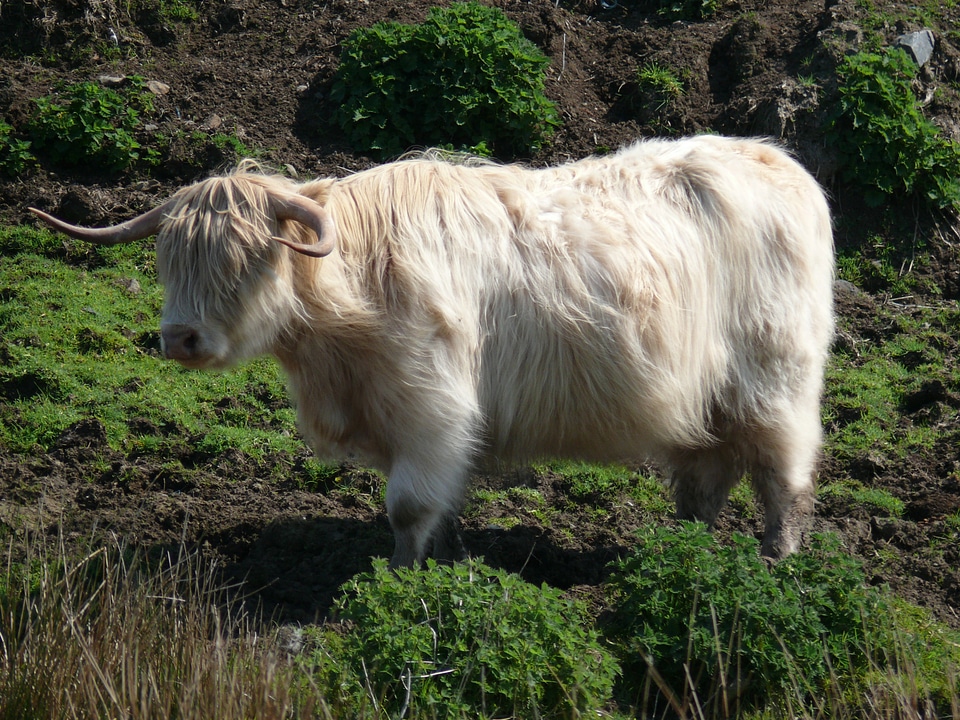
[1,0,960,627]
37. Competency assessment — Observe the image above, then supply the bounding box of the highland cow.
[31,135,835,567]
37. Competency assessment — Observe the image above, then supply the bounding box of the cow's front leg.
[386,454,469,568]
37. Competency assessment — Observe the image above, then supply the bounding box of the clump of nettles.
[828,47,960,211]
[28,76,157,173]
[309,558,617,718]
[604,523,888,714]
[330,2,559,159]
[0,121,35,177]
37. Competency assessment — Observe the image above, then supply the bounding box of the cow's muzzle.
[161,324,203,363]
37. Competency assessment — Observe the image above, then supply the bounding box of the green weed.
[158,0,200,22]
[0,121,36,178]
[330,2,559,158]
[27,77,158,173]
[654,0,718,21]
[827,48,960,210]
[636,62,685,131]
[208,131,257,159]
[637,62,684,108]
[306,557,618,717]
[605,524,890,715]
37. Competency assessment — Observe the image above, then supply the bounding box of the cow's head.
[30,170,335,369]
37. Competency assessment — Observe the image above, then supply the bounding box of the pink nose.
[161,324,201,361]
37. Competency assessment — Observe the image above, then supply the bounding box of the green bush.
[28,77,157,173]
[330,2,559,158]
[828,48,960,210]
[314,558,617,718]
[0,121,35,177]
[605,523,888,713]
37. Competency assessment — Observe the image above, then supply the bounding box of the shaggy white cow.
[31,135,834,567]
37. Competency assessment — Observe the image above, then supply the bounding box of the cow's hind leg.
[668,444,742,529]
[750,408,820,559]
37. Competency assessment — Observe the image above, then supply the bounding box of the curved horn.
[28,202,170,245]
[270,193,336,258]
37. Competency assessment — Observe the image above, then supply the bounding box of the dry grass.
[0,530,328,720]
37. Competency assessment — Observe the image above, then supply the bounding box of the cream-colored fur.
[152,136,834,565]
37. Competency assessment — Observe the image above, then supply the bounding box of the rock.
[895,29,935,67]
[98,75,126,87]
[201,113,223,131]
[871,516,904,541]
[833,279,862,297]
[146,80,170,95]
[116,277,142,295]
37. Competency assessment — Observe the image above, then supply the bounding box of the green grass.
[823,303,959,463]
[535,459,673,514]
[637,62,685,109]
[0,226,300,458]
[818,480,906,517]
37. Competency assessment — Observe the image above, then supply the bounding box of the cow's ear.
[271,194,336,257]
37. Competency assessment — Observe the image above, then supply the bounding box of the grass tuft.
[0,530,323,719]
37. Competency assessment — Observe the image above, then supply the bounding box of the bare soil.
[1,0,959,627]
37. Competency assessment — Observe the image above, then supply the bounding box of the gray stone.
[895,29,935,67]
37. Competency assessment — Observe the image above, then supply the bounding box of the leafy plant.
[827,48,960,210]
[28,77,157,173]
[311,558,618,718]
[0,121,35,177]
[654,0,718,21]
[330,2,560,158]
[605,523,889,714]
